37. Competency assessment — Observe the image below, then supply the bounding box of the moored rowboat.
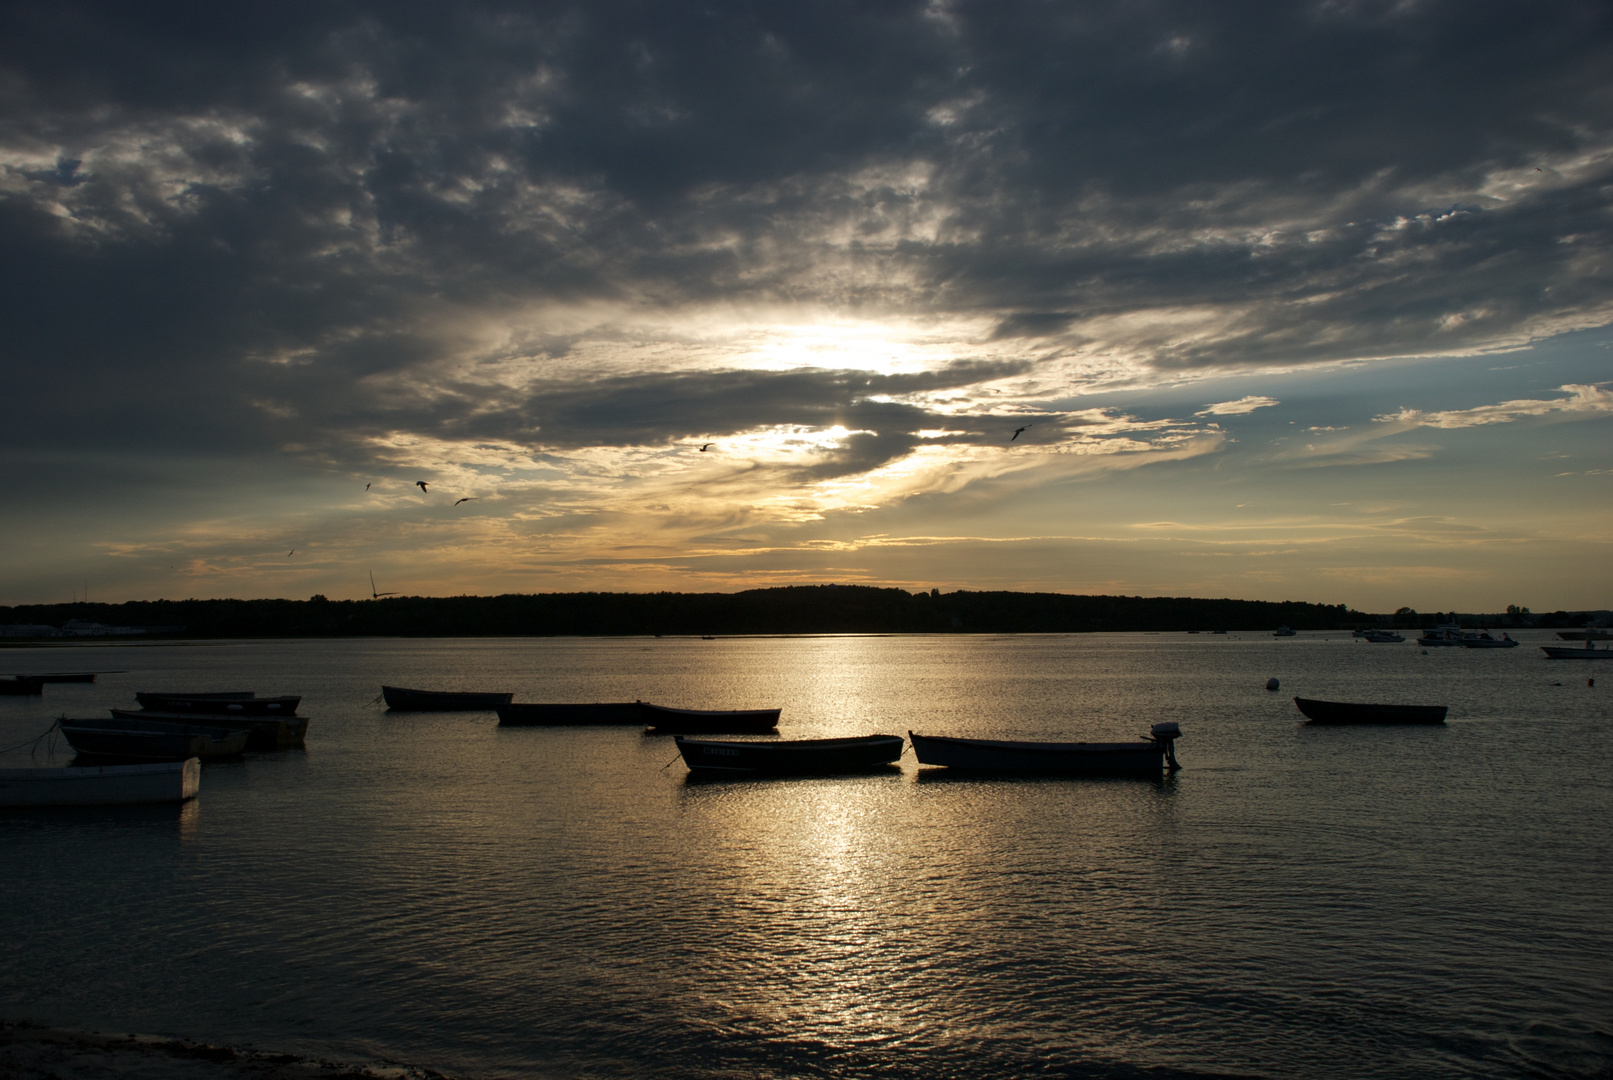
[1293,697,1447,724]
[910,723,1182,775]
[112,708,308,749]
[498,702,645,726]
[641,702,781,734]
[136,692,300,714]
[0,758,199,806]
[61,718,249,759]
[381,686,513,711]
[675,734,904,774]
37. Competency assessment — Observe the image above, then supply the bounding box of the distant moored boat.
[1293,697,1447,725]
[1540,642,1613,660]
[674,734,904,775]
[112,708,308,749]
[381,686,513,711]
[909,723,1182,775]
[641,702,781,734]
[0,758,199,807]
[60,719,249,760]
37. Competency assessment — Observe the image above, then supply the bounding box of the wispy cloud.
[1197,396,1279,416]
[1375,383,1613,429]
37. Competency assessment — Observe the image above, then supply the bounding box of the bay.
[1,632,1609,1079]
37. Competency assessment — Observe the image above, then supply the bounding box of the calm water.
[1,633,1609,1079]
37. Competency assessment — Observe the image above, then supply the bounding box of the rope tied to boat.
[0,719,61,757]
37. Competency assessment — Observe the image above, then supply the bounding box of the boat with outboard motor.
[909,723,1182,775]
[1541,642,1613,660]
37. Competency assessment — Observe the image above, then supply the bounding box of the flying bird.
[415,481,429,493]
[369,571,399,599]
[455,497,476,506]
[1011,425,1032,441]
[699,443,712,451]
[365,482,371,491]
[288,550,295,557]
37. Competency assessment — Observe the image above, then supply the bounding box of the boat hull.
[675,734,903,774]
[909,732,1168,775]
[641,702,781,734]
[112,709,308,749]
[1293,697,1447,724]
[61,718,249,759]
[0,677,44,695]
[1540,645,1613,660]
[498,702,645,726]
[0,758,199,806]
[136,693,301,715]
[381,686,514,711]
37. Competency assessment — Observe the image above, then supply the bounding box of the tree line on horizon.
[0,585,1398,637]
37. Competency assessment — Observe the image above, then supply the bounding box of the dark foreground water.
[1,633,1609,1079]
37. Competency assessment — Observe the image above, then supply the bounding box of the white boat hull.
[0,758,199,806]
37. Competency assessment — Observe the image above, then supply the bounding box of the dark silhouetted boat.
[498,702,645,726]
[0,758,199,807]
[1362,629,1405,643]
[112,708,308,749]
[381,686,513,711]
[1541,642,1613,660]
[62,716,250,759]
[0,676,44,696]
[641,702,781,734]
[136,692,300,714]
[60,720,249,761]
[1293,697,1447,724]
[3,672,102,683]
[1461,632,1518,649]
[909,723,1182,775]
[674,734,904,774]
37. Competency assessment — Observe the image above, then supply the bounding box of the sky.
[1,0,1610,613]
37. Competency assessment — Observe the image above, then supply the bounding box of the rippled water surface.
[2,633,1609,1079]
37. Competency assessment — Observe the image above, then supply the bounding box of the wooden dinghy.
[675,734,904,775]
[0,758,199,807]
[909,723,1182,775]
[1293,697,1447,724]
[497,702,646,726]
[641,702,781,734]
[61,717,249,759]
[112,708,308,749]
[136,692,300,715]
[381,686,514,711]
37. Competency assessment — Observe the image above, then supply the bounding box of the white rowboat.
[0,758,200,807]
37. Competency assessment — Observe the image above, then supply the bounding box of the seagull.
[699,443,712,451]
[1011,425,1032,441]
[365,482,371,491]
[454,497,476,506]
[415,481,429,493]
[288,550,295,557]
[369,571,399,599]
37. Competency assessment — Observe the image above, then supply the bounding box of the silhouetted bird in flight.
[370,571,399,598]
[455,497,476,506]
[700,443,712,451]
[365,482,371,491]
[415,481,429,493]
[1011,425,1032,441]
[288,550,295,557]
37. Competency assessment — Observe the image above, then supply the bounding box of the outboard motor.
[1150,722,1183,770]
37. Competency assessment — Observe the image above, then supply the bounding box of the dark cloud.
[1,0,1609,474]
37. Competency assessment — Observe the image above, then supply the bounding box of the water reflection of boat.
[498,702,645,726]
[61,719,249,760]
[381,686,512,711]
[909,723,1181,775]
[641,702,781,734]
[1541,642,1613,660]
[1293,697,1447,724]
[0,758,199,807]
[674,734,903,774]
[112,708,308,749]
